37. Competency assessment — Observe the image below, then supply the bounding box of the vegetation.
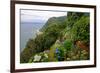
[20,12,90,63]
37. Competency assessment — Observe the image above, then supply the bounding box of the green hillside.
[20,12,90,63]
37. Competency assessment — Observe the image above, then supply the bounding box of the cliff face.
[40,16,67,32]
[20,12,90,63]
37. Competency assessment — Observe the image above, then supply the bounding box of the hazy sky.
[21,9,67,23]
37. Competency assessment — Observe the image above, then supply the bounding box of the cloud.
[21,9,67,23]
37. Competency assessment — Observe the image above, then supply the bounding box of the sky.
[21,9,67,23]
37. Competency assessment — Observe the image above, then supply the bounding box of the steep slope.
[20,12,90,63]
[40,16,66,32]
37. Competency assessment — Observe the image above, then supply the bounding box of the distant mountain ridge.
[40,16,66,32]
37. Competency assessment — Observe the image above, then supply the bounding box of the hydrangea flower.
[33,54,41,62]
[55,48,60,54]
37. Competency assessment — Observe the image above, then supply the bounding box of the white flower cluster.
[33,53,49,62]
[33,54,41,62]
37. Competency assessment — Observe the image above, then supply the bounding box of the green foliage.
[63,39,72,51]
[71,15,90,45]
[20,12,90,63]
[28,56,34,63]
[55,48,65,61]
[65,12,84,29]
[20,47,33,63]
[41,16,67,32]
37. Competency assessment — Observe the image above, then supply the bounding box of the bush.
[63,39,72,51]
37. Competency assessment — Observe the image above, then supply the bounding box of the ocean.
[20,22,45,52]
